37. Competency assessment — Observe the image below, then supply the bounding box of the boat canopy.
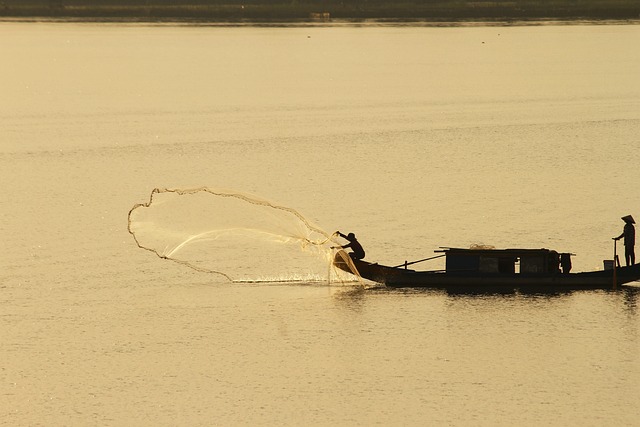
[436,248,572,274]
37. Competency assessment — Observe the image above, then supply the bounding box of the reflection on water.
[326,282,639,424]
[622,287,640,314]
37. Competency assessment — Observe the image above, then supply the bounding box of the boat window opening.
[445,254,480,273]
[520,256,545,273]
[499,257,516,274]
[479,257,499,273]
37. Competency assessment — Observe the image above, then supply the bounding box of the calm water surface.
[1,21,640,425]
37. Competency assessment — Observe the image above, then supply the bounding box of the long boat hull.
[333,252,640,291]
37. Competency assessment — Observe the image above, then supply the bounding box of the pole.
[613,239,617,290]
[392,254,446,269]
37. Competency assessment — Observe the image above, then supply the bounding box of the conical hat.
[622,215,635,224]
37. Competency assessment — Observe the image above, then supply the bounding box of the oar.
[393,254,445,269]
[613,238,617,290]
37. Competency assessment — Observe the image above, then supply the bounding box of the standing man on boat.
[614,215,635,266]
[333,231,366,260]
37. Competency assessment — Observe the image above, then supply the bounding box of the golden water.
[2,21,640,425]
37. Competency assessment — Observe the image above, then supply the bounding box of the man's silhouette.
[334,231,365,260]
[614,215,635,266]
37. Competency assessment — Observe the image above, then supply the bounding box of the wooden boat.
[333,247,640,292]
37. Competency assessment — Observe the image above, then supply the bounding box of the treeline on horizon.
[1,0,638,20]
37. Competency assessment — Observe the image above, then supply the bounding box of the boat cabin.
[437,248,572,274]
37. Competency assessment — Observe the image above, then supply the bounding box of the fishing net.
[127,187,362,283]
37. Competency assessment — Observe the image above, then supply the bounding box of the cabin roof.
[436,248,562,258]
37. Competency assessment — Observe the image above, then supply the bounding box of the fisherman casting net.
[127,187,361,283]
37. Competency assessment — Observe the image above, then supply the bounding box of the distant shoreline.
[1,1,639,23]
[2,17,640,27]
